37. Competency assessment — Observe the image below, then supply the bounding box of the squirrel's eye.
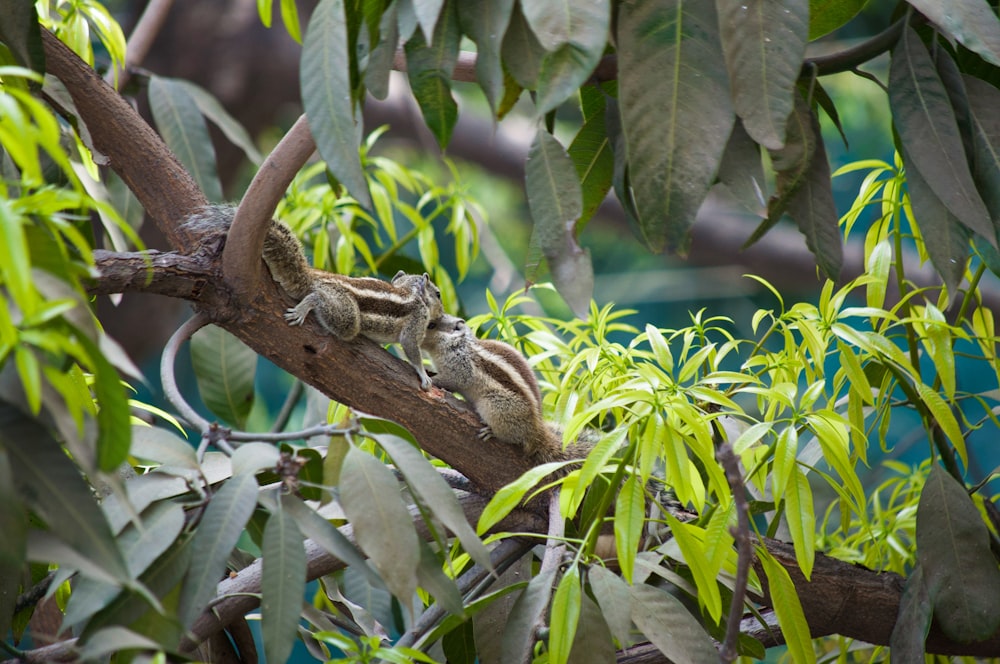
[427,322,436,330]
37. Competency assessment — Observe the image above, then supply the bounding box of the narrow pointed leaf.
[456,0,513,113]
[906,0,1000,67]
[717,120,766,216]
[717,0,808,150]
[568,591,616,663]
[179,472,259,628]
[302,0,370,207]
[783,467,815,580]
[413,0,444,43]
[173,80,263,165]
[964,75,1000,237]
[415,540,464,617]
[588,565,633,648]
[373,433,493,572]
[262,496,307,664]
[534,1,610,115]
[365,3,398,100]
[340,446,420,603]
[130,425,197,472]
[890,26,991,236]
[405,0,460,149]
[758,549,815,664]
[618,0,735,253]
[916,464,1000,642]
[614,472,644,584]
[549,564,581,664]
[500,567,556,664]
[190,324,257,429]
[501,5,546,89]
[890,564,933,661]
[629,583,717,663]
[148,76,223,202]
[569,86,615,227]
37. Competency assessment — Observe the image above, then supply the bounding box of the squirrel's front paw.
[284,308,307,326]
[477,426,494,441]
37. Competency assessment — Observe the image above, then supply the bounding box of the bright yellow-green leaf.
[663,514,722,622]
[614,473,644,583]
[784,467,815,580]
[916,383,967,468]
[757,548,815,664]
[548,564,582,664]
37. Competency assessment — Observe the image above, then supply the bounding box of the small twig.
[271,379,305,433]
[539,487,566,575]
[714,425,752,664]
[105,0,176,88]
[13,571,55,615]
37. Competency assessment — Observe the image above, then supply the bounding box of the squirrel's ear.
[393,270,405,280]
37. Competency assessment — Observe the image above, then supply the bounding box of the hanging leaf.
[0,447,24,642]
[456,0,514,113]
[963,75,1000,238]
[567,590,617,663]
[534,0,610,115]
[0,0,45,73]
[614,472,644,584]
[890,564,934,661]
[501,4,546,90]
[148,76,223,203]
[365,3,398,100]
[526,127,592,316]
[190,324,257,429]
[808,0,866,39]
[716,120,766,217]
[404,0,460,150]
[617,0,735,254]
[548,564,582,664]
[587,565,633,648]
[301,0,371,207]
[415,540,465,617]
[178,472,259,628]
[262,494,307,664]
[906,0,1000,67]
[717,0,808,150]
[629,583,717,664]
[568,86,615,228]
[757,549,816,664]
[339,446,420,604]
[171,80,263,165]
[412,0,444,43]
[783,467,815,581]
[500,567,556,664]
[890,26,992,238]
[916,464,1000,643]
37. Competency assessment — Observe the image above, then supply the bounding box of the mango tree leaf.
[757,548,815,664]
[629,583,717,664]
[412,0,444,43]
[906,0,1000,67]
[717,0,808,150]
[963,75,1000,237]
[372,432,493,572]
[339,445,420,603]
[231,442,281,477]
[500,567,556,664]
[442,620,476,664]
[172,80,263,165]
[890,26,992,238]
[567,590,616,663]
[526,127,592,316]
[190,324,257,429]
[130,425,197,472]
[808,0,865,40]
[477,460,571,533]
[1,402,130,582]
[501,4,545,90]
[617,0,735,254]
[74,333,133,472]
[614,472,644,584]
[0,0,45,73]
[262,494,307,664]
[178,472,259,628]
[783,466,815,581]
[148,76,223,203]
[415,540,465,617]
[716,120,766,217]
[302,0,370,207]
[548,564,581,664]
[587,565,633,648]
[365,2,398,100]
[890,563,933,661]
[77,626,161,661]
[456,0,513,113]
[916,464,1000,642]
[534,0,610,115]
[404,0,460,149]
[569,85,615,228]
[0,446,24,641]
[662,514,722,622]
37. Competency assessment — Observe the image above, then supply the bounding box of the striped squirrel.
[420,314,565,460]
[186,207,443,389]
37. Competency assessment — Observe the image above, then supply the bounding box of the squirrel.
[420,313,566,461]
[186,206,443,389]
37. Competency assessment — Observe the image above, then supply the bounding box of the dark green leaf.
[404,0,460,149]
[456,0,514,113]
[190,324,257,429]
[0,401,130,582]
[172,80,263,165]
[77,626,161,661]
[501,567,556,664]
[442,619,477,664]
[148,76,223,202]
[587,565,632,648]
[890,26,992,238]
[340,446,420,603]
[808,0,865,40]
[534,1,610,115]
[302,0,371,207]
[717,0,808,150]
[549,564,582,664]
[916,464,1000,642]
[130,425,198,472]
[501,4,546,90]
[365,2,398,100]
[415,539,465,617]
[373,432,493,572]
[526,128,592,316]
[890,564,933,662]
[716,120,766,216]
[964,75,1000,238]
[0,0,44,73]
[902,146,969,295]
[262,494,307,664]
[178,472,259,628]
[617,0,735,253]
[569,86,615,226]
[0,446,25,641]
[568,590,616,663]
[906,0,1000,67]
[629,583,717,664]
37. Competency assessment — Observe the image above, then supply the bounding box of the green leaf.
[0,446,25,641]
[916,464,1000,642]
[412,0,444,43]
[404,0,460,149]
[340,446,420,603]
[890,26,992,238]
[172,80,263,165]
[526,127,592,316]
[614,472,644,584]
[568,590,617,663]
[569,86,615,228]
[964,75,1000,238]
[808,0,865,40]
[906,0,1000,67]
[1,402,130,582]
[415,539,464,616]
[148,76,223,202]
[716,120,766,216]
[534,1,610,115]
[456,0,514,113]
[190,324,257,429]
[501,4,546,89]
[231,441,281,477]
[262,494,307,664]
[915,382,967,469]
[365,2,398,100]
[783,467,815,581]
[549,564,581,664]
[757,548,815,664]
[73,333,133,473]
[373,433,493,572]
[178,472,259,628]
[717,0,808,150]
[77,626,161,661]
[477,460,571,533]
[617,0,735,254]
[501,567,556,663]
[663,514,722,622]
[629,583,717,664]
[587,565,632,648]
[0,0,45,73]
[130,425,198,472]
[890,564,933,661]
[301,0,371,207]
[0,200,34,316]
